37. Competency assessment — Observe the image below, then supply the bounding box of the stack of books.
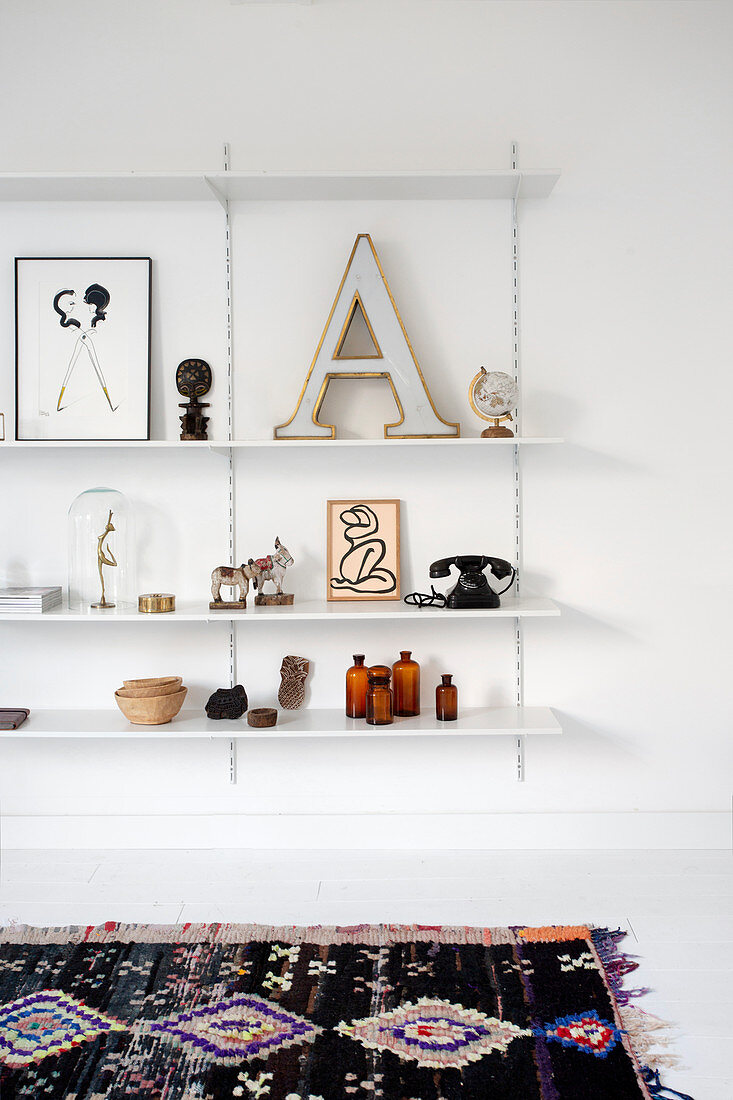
[0,586,62,613]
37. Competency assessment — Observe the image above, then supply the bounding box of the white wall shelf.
[0,706,560,739]
[1,437,563,451]
[0,151,562,793]
[0,597,560,623]
[3,440,213,450]
[0,169,560,204]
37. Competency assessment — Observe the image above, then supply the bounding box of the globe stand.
[481,419,514,438]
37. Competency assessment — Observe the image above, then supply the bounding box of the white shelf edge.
[0,597,560,622]
[4,440,212,449]
[2,437,563,451]
[0,707,561,739]
[0,169,561,203]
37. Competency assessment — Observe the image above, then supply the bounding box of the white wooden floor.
[0,848,730,1100]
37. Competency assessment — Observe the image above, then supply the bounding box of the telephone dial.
[428,555,516,609]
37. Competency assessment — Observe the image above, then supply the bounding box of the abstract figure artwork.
[54,284,116,413]
[274,234,459,440]
[15,257,151,441]
[326,499,400,602]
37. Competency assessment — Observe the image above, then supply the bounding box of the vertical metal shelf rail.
[512,142,525,783]
[208,144,238,784]
[224,145,238,785]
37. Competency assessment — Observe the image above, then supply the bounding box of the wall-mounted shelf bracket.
[204,176,229,214]
[229,738,237,784]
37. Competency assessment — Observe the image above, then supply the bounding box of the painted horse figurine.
[210,563,254,608]
[249,537,294,604]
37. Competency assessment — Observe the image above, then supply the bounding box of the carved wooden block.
[205,685,248,720]
[278,655,310,709]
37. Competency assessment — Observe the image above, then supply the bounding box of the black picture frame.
[15,256,152,442]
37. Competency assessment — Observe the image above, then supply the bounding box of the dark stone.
[205,684,248,720]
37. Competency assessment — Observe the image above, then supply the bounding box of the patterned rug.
[0,922,691,1099]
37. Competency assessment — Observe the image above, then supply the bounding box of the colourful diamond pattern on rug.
[337,997,533,1069]
[148,993,321,1065]
[542,1010,622,1058]
[0,989,126,1068]
[0,925,688,1098]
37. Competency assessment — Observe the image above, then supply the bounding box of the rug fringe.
[640,1066,696,1099]
[591,927,695,1100]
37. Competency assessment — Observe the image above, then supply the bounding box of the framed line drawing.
[15,257,152,441]
[326,499,401,602]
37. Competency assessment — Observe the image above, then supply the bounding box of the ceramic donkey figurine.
[249,537,295,606]
[210,563,254,609]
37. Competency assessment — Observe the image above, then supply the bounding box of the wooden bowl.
[247,707,278,728]
[115,687,188,725]
[116,681,184,699]
[123,676,182,689]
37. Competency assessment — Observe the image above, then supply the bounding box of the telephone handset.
[429,555,516,609]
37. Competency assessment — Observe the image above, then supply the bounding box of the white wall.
[0,0,731,848]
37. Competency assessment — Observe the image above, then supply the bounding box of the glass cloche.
[67,487,136,611]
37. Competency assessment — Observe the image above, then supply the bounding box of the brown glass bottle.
[392,650,420,717]
[346,654,369,719]
[435,674,458,721]
[365,665,393,725]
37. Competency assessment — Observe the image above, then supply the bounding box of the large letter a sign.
[274,235,460,439]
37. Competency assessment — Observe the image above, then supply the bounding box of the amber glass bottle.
[392,650,420,717]
[435,674,458,721]
[365,665,394,725]
[346,654,369,719]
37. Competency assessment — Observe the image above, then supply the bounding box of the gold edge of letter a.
[273,236,365,439]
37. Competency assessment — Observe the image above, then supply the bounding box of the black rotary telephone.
[428,555,516,609]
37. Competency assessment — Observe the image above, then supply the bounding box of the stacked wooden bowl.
[114,676,187,725]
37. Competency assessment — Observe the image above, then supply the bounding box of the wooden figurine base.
[255,593,294,606]
[481,426,514,438]
[209,600,247,610]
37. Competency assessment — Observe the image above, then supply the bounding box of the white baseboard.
[2,811,729,850]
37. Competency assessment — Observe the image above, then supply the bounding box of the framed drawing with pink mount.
[326,499,400,602]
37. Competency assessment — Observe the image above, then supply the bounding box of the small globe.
[470,370,518,422]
